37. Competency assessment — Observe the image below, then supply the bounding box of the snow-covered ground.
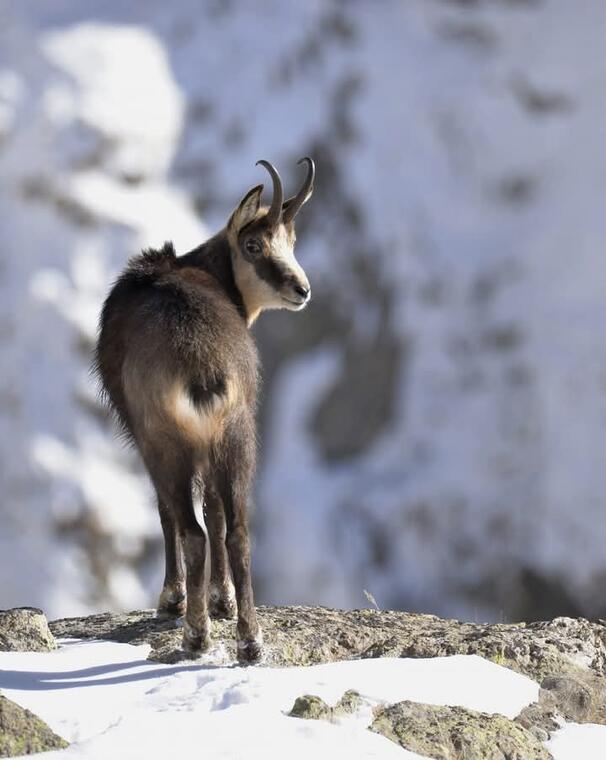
[546,723,606,760]
[0,639,604,759]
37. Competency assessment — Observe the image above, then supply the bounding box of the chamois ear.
[230,184,263,232]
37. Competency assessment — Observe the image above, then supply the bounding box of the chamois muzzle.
[255,159,283,228]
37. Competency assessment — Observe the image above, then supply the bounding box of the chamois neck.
[178,230,247,321]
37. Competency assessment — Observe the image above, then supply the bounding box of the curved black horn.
[282,157,315,223]
[255,159,284,228]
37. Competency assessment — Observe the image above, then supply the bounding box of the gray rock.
[516,670,606,739]
[0,694,68,757]
[289,690,362,721]
[514,700,560,741]
[50,606,606,683]
[0,609,55,652]
[370,701,553,760]
[289,694,334,721]
[528,724,550,743]
[337,689,363,714]
[287,686,556,758]
[540,672,606,724]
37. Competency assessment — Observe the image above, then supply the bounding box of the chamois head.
[227,157,314,324]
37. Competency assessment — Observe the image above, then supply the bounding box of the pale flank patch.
[122,346,240,447]
[167,385,231,445]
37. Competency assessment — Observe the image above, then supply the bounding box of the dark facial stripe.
[253,255,287,290]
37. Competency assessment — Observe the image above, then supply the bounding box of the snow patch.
[0,639,542,760]
[546,721,606,760]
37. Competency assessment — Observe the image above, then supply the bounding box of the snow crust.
[0,639,540,760]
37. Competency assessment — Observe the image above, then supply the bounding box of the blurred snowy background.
[1,0,605,623]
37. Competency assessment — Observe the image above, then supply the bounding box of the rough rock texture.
[370,701,552,760]
[50,606,606,681]
[289,690,362,722]
[0,609,55,653]
[46,605,606,755]
[540,672,606,724]
[515,670,606,740]
[0,694,68,757]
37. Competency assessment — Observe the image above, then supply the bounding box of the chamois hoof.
[157,599,186,619]
[157,588,186,618]
[182,620,211,653]
[209,585,237,620]
[237,634,264,664]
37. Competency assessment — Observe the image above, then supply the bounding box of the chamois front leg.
[213,418,262,663]
[156,497,186,618]
[204,483,236,620]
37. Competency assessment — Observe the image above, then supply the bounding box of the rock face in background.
[1,2,606,622]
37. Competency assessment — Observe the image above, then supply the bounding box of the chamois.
[95,158,314,662]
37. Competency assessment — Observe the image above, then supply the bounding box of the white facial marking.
[232,229,309,325]
[228,205,310,324]
[268,225,300,276]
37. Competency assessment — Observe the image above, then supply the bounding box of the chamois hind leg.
[204,481,236,619]
[145,448,210,653]
[156,496,186,617]
[211,416,262,663]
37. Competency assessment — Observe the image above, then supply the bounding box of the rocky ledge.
[49,605,606,757]
[50,605,606,681]
[2,605,606,758]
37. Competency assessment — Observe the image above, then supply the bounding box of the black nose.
[293,284,310,299]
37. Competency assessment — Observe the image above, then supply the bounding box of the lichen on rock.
[49,606,606,684]
[289,694,334,721]
[0,609,55,652]
[0,694,68,757]
[289,690,362,722]
[370,701,553,760]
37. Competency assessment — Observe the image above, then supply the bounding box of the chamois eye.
[245,239,261,256]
